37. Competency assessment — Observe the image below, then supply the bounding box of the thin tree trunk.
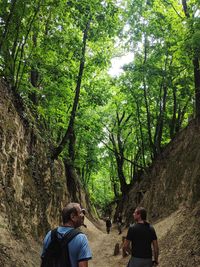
[193,58,200,118]
[154,82,167,154]
[108,111,133,195]
[170,86,177,138]
[135,99,146,167]
[52,19,91,160]
[143,36,155,158]
[30,33,39,105]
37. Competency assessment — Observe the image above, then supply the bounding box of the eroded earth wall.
[0,79,85,239]
[122,119,200,221]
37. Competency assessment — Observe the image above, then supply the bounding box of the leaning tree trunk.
[52,19,91,160]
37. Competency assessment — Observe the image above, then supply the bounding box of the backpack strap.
[59,228,82,267]
[50,227,81,243]
[41,228,82,267]
[61,228,82,247]
[50,227,59,241]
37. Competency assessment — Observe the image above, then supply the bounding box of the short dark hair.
[62,203,79,223]
[136,207,147,220]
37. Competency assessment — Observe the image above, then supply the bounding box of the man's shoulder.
[127,223,137,233]
[129,223,139,229]
[145,223,156,231]
[129,222,154,229]
[56,227,86,241]
[71,231,89,246]
[74,232,87,240]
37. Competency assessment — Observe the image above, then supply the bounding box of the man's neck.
[137,219,145,224]
[62,222,75,228]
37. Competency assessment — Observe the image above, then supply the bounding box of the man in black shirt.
[123,207,159,267]
[105,217,112,234]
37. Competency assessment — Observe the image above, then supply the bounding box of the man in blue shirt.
[42,203,92,267]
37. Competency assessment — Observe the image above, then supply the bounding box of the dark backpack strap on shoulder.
[41,228,81,267]
[60,229,82,267]
[61,228,82,246]
[40,228,60,267]
[50,227,58,241]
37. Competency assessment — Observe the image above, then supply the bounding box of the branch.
[100,139,145,169]
[163,0,183,19]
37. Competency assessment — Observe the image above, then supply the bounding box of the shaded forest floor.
[0,203,200,266]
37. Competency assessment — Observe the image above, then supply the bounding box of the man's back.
[41,228,81,267]
[42,226,92,267]
[123,207,159,267]
[126,223,157,258]
[41,203,92,267]
[106,219,112,227]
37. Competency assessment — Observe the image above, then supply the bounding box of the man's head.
[133,207,147,222]
[62,203,85,228]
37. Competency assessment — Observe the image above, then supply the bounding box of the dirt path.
[83,217,129,267]
[83,207,187,267]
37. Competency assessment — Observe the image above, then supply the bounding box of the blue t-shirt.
[42,226,92,267]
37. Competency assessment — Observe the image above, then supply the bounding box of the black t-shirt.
[117,216,122,223]
[106,219,112,227]
[126,222,157,258]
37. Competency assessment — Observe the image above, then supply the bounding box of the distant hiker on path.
[105,217,112,234]
[116,212,123,234]
[123,207,159,267]
[41,202,92,267]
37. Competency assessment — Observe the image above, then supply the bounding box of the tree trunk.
[52,19,91,160]
[115,154,127,194]
[154,82,167,154]
[30,33,39,105]
[64,159,79,202]
[135,99,146,167]
[109,128,128,195]
[193,58,200,118]
[170,86,177,139]
[143,37,156,158]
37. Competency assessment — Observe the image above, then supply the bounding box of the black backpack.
[41,228,81,267]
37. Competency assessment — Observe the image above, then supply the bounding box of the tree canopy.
[0,0,200,210]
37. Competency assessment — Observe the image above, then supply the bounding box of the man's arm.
[152,239,159,265]
[78,260,88,267]
[123,239,131,255]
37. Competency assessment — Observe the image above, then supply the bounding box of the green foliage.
[0,0,199,208]
[88,163,115,209]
